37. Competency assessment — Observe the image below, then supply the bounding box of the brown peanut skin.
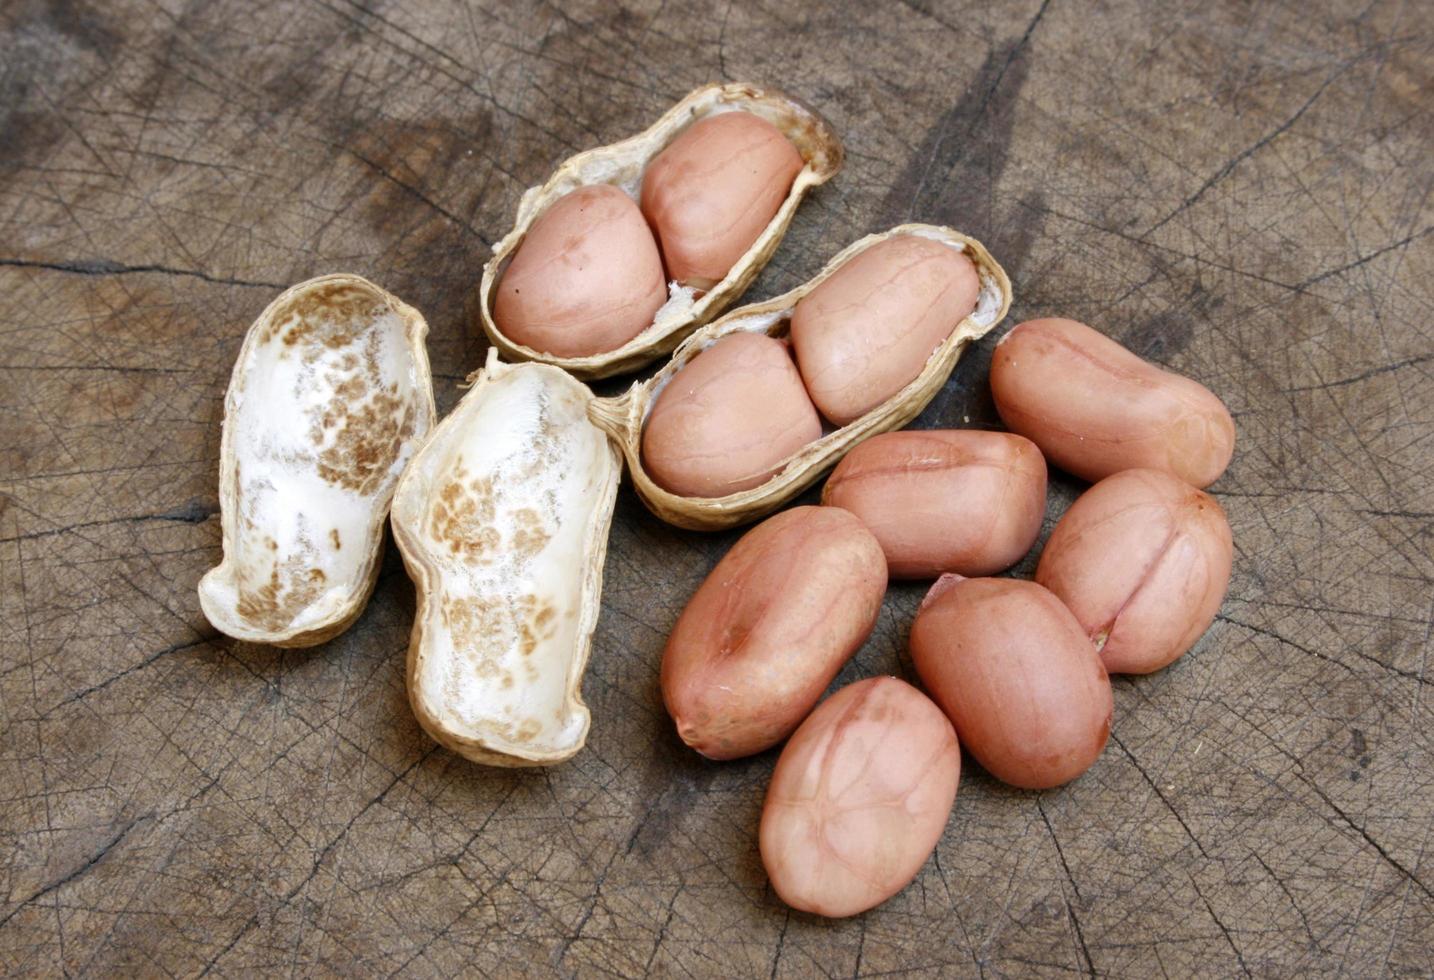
[641,332,822,498]
[1036,468,1233,674]
[661,507,887,760]
[493,184,667,357]
[790,235,981,425]
[760,676,960,918]
[640,112,803,290]
[989,317,1235,488]
[821,429,1047,578]
[910,576,1113,790]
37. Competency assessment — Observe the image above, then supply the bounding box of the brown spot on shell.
[510,507,554,559]
[265,282,387,347]
[235,549,328,632]
[265,285,424,498]
[517,595,558,657]
[333,376,365,401]
[443,595,505,680]
[429,467,501,558]
[315,384,417,496]
[442,593,561,685]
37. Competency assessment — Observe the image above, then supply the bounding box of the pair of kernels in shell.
[494,112,801,357]
[642,234,982,499]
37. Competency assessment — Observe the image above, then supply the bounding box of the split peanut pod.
[480,82,843,379]
[198,275,436,647]
[588,224,1012,531]
[390,359,621,767]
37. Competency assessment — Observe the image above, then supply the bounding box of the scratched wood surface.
[2,0,1431,976]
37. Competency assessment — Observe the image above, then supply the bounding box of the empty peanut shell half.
[198,275,435,648]
[586,224,1011,531]
[480,82,843,379]
[390,353,621,766]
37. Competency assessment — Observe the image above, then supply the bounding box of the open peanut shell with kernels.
[478,82,844,380]
[592,224,1011,530]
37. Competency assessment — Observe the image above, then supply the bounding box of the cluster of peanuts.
[660,317,1236,918]
[491,103,989,504]
[484,89,1236,918]
[203,82,1237,920]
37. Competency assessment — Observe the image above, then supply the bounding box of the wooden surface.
[2,0,1431,975]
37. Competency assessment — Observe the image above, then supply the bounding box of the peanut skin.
[990,317,1235,488]
[493,184,667,357]
[661,507,887,760]
[791,235,981,425]
[640,111,803,290]
[821,429,1046,578]
[1036,468,1233,674]
[760,676,960,918]
[641,332,822,498]
[910,576,1112,790]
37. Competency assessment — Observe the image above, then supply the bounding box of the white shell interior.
[392,363,617,761]
[199,284,431,641]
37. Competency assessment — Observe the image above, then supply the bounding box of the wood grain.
[1,0,1430,975]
